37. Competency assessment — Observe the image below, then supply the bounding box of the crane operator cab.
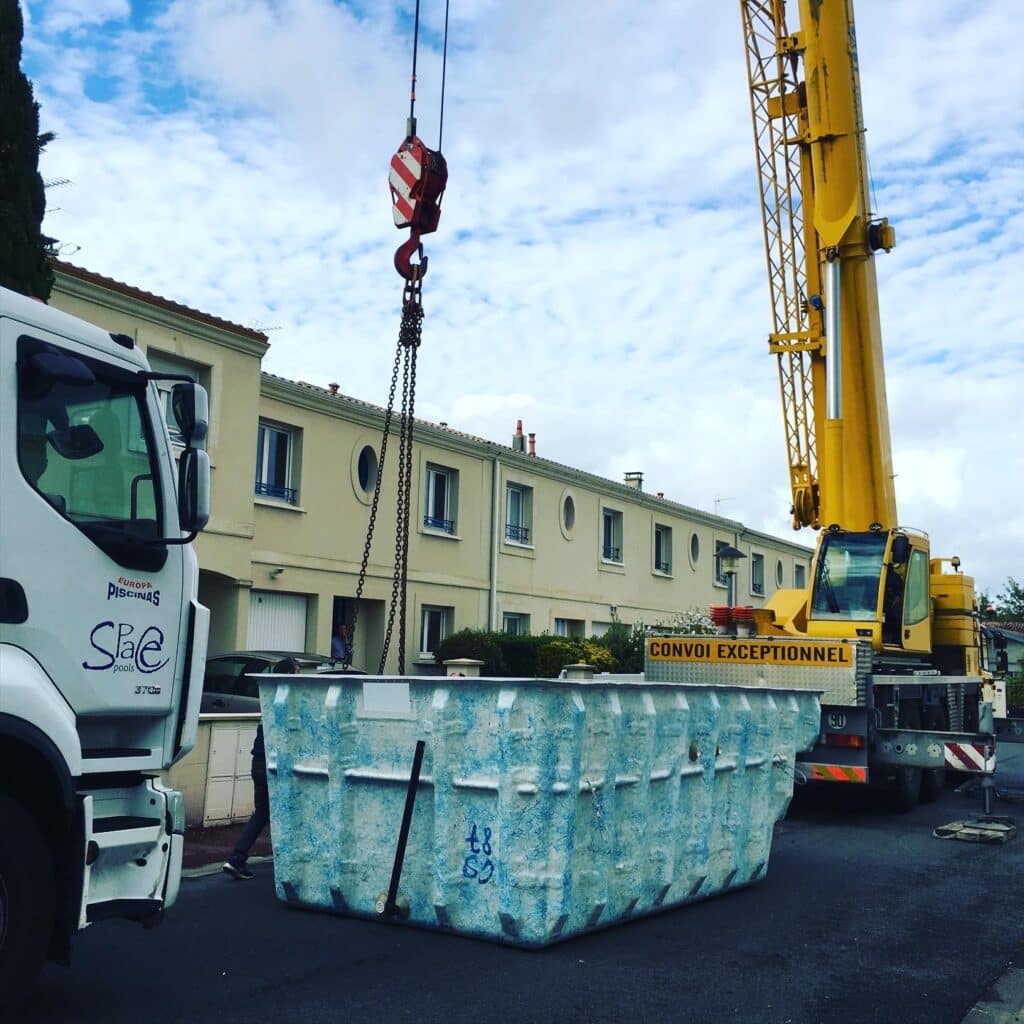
[806,527,932,655]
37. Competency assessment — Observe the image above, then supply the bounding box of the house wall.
[50,264,814,674]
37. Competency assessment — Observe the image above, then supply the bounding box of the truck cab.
[799,527,932,656]
[0,285,210,1010]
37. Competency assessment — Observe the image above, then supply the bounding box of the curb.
[962,964,1024,1024]
[182,855,274,880]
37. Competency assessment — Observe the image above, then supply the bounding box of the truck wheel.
[0,794,56,1015]
[920,705,947,803]
[890,702,923,812]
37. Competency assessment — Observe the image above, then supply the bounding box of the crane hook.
[395,231,428,281]
[389,133,447,283]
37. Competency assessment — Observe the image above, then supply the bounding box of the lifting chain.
[349,276,423,675]
[347,0,447,675]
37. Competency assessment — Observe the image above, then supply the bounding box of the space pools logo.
[83,622,169,674]
[106,575,160,607]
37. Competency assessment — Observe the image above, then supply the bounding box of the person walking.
[222,656,298,880]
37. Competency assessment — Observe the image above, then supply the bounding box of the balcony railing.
[424,515,455,534]
[655,560,671,573]
[602,544,621,562]
[505,523,530,543]
[255,481,297,503]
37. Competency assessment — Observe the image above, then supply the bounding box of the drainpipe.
[490,457,501,630]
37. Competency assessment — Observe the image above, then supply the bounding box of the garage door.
[247,590,308,650]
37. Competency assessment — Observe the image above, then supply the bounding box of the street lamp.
[716,544,746,609]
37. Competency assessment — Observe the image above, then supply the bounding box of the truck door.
[901,547,932,654]
[0,324,187,749]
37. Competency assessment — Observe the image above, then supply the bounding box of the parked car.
[201,650,336,713]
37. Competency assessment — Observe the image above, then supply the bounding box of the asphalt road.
[25,745,1024,1024]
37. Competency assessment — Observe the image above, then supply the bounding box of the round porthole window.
[351,441,379,505]
[689,533,700,568]
[560,491,576,539]
[358,445,378,493]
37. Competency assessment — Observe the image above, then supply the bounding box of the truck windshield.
[810,532,886,621]
[17,336,167,572]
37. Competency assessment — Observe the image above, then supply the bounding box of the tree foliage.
[0,0,55,299]
[994,577,1024,621]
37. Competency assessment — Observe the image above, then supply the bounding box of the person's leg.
[224,770,270,877]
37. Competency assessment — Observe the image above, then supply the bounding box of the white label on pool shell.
[361,681,412,715]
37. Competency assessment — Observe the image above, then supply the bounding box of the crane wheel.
[919,704,948,803]
[889,701,923,813]
[0,794,56,1015]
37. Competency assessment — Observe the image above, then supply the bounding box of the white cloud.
[22,0,1024,597]
[28,0,130,36]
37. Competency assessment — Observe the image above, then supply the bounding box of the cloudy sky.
[21,0,1024,600]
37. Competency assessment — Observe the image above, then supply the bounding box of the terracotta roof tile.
[984,621,1024,636]
[52,260,269,343]
[259,372,770,533]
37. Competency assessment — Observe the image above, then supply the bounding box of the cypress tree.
[0,0,55,300]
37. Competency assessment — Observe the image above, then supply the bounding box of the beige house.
[50,261,813,674]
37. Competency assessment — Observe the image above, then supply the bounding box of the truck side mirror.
[177,447,210,535]
[890,535,910,565]
[171,382,209,447]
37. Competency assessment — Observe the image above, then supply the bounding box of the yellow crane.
[647,0,996,812]
[740,0,977,676]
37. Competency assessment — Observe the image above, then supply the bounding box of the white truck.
[0,285,210,1011]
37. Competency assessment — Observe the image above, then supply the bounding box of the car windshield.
[810,532,887,621]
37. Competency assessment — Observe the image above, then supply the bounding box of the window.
[559,491,577,540]
[147,350,207,447]
[794,563,807,590]
[810,532,886,621]
[904,550,929,625]
[420,605,453,655]
[554,617,585,638]
[751,553,765,596]
[689,533,700,568]
[424,463,458,534]
[562,494,576,532]
[654,524,672,574]
[775,559,784,587]
[255,421,297,502]
[590,620,615,637]
[17,335,165,570]
[503,612,530,635]
[505,483,533,544]
[714,539,729,586]
[357,445,378,494]
[602,508,623,563]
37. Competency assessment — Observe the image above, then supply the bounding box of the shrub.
[580,639,616,672]
[498,633,545,676]
[433,629,506,676]
[535,638,583,678]
[592,620,645,673]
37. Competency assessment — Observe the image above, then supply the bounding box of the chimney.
[624,471,643,491]
[513,419,526,452]
[657,491,664,499]
[328,382,339,395]
[528,433,536,456]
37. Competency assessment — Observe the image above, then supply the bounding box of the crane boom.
[741,0,896,533]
